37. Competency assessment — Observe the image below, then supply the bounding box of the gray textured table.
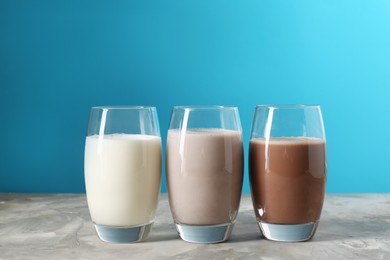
[0,194,389,259]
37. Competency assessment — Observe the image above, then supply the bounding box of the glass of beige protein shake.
[84,106,162,243]
[166,106,244,243]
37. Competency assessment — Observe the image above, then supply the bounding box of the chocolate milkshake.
[249,137,326,224]
[166,129,243,226]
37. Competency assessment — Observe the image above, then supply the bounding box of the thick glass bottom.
[175,223,234,244]
[94,222,152,243]
[258,221,318,242]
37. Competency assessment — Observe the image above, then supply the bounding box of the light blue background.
[1,0,389,193]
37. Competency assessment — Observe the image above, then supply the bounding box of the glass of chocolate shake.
[166,106,244,243]
[249,105,327,242]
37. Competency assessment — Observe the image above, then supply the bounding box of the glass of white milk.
[84,106,162,243]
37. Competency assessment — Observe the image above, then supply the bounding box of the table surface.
[0,194,389,259]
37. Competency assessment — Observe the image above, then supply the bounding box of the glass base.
[175,223,234,244]
[258,221,318,242]
[94,223,152,243]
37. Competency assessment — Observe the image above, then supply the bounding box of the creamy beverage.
[85,134,161,227]
[166,129,243,225]
[250,137,326,224]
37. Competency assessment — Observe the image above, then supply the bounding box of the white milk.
[84,134,162,226]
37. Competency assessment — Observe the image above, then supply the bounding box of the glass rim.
[172,105,238,111]
[255,104,320,109]
[91,106,156,110]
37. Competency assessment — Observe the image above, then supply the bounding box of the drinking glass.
[84,106,162,243]
[166,106,244,243]
[249,105,327,242]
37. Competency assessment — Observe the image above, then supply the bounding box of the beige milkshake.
[166,129,243,226]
